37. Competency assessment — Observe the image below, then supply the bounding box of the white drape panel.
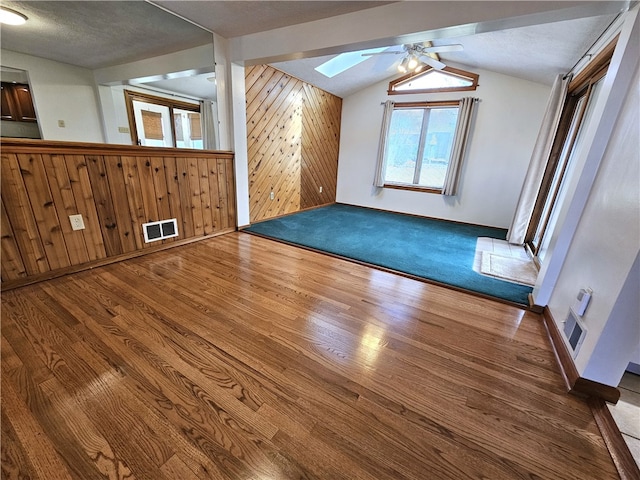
[441,97,478,196]
[201,100,217,150]
[373,100,395,187]
[506,74,570,245]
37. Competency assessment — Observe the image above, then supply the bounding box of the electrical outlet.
[118,126,130,133]
[58,120,66,128]
[270,191,275,200]
[69,214,85,231]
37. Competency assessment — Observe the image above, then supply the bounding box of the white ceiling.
[270,14,617,97]
[154,1,395,38]
[0,1,214,69]
[0,1,623,99]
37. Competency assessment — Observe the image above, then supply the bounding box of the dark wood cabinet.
[1,82,37,122]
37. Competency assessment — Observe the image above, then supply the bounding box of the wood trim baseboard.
[240,202,337,227]
[528,294,544,313]
[1,228,235,291]
[541,307,620,404]
[334,202,507,231]
[588,397,640,480]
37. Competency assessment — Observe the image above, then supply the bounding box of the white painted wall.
[213,33,232,152]
[230,62,251,227]
[1,50,104,142]
[97,85,132,145]
[628,343,640,375]
[336,66,550,228]
[581,253,639,384]
[546,58,639,387]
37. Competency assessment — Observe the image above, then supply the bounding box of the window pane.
[384,109,423,184]
[395,70,473,91]
[419,107,458,188]
[132,100,173,147]
[174,108,203,149]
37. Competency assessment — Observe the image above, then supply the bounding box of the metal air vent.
[143,218,178,243]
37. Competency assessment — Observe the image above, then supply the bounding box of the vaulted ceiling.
[0,1,627,98]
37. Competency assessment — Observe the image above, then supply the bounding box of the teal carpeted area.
[244,204,533,305]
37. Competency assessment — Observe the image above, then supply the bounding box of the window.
[388,66,479,95]
[526,38,614,261]
[124,90,202,149]
[380,101,461,192]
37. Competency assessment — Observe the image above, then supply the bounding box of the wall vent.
[563,309,587,358]
[142,219,178,243]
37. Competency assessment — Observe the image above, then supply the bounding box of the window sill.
[383,183,442,194]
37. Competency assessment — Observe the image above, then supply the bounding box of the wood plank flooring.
[1,232,619,479]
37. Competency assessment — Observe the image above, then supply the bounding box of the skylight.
[315,46,389,78]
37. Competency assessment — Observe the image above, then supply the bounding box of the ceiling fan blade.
[361,51,404,57]
[419,55,446,70]
[421,44,463,53]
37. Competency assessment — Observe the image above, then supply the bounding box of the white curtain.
[441,97,478,196]
[506,74,570,245]
[200,100,217,150]
[373,100,395,187]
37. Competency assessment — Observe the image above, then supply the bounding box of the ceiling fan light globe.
[407,56,418,70]
[398,57,410,73]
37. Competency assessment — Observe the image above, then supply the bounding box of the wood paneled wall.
[245,65,341,222]
[1,139,235,288]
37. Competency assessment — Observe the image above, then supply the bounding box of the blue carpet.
[244,204,532,305]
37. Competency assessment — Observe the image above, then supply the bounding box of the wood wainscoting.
[245,65,341,223]
[1,139,236,289]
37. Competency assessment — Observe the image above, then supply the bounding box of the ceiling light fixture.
[407,55,419,71]
[397,57,409,74]
[0,6,28,25]
[363,42,460,74]
[395,43,453,73]
[397,49,427,74]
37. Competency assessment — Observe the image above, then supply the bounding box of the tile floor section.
[474,237,531,267]
[474,237,534,283]
[609,372,640,467]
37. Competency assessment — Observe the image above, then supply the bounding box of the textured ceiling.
[154,1,396,38]
[0,1,622,99]
[0,1,213,69]
[270,13,617,97]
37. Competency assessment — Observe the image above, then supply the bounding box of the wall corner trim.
[588,397,640,480]
[541,307,620,404]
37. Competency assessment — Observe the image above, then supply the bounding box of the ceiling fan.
[362,42,463,73]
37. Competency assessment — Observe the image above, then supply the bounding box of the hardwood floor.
[1,232,619,479]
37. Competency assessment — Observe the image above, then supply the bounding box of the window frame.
[525,38,616,257]
[124,90,201,148]
[381,100,460,193]
[388,66,479,95]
